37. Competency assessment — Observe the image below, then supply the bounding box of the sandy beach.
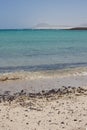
[0,68,87,130]
[0,86,87,130]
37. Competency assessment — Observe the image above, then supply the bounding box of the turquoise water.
[0,29,87,73]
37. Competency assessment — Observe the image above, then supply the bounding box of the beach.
[0,85,87,130]
[0,68,87,130]
[0,0,87,129]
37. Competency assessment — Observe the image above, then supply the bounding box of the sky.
[0,0,87,29]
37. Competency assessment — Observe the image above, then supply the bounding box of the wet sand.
[0,67,87,94]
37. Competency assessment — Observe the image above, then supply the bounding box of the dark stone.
[19,90,26,96]
[74,119,77,121]
[42,90,45,93]
[61,122,64,124]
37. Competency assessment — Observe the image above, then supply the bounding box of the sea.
[0,29,87,74]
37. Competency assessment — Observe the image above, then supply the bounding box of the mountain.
[32,23,71,29]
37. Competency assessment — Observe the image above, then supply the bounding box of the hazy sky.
[0,0,87,29]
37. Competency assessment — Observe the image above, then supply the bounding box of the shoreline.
[0,67,87,94]
[1,66,87,80]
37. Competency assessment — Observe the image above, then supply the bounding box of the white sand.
[0,92,87,130]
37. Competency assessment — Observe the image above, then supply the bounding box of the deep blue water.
[0,29,87,73]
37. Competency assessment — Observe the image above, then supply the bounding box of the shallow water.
[0,29,87,73]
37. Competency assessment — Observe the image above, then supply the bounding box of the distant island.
[69,27,87,30]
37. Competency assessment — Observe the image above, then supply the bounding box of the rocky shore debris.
[0,86,87,105]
